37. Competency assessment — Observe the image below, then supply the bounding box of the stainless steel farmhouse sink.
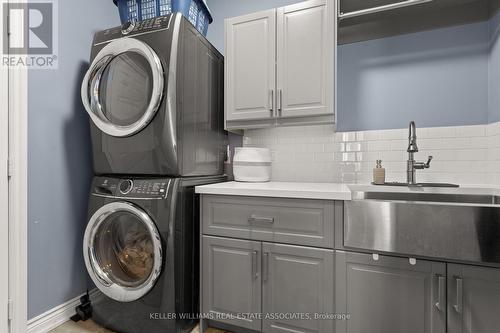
[345,186,500,265]
[352,190,500,205]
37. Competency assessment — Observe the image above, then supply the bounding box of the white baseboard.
[27,289,101,333]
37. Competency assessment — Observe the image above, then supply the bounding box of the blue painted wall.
[490,12,500,123]
[338,22,490,131]
[207,0,496,131]
[28,0,119,319]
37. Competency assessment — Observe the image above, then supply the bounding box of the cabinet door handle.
[453,276,463,314]
[278,89,283,116]
[270,89,274,116]
[248,214,274,224]
[263,252,269,282]
[435,274,445,312]
[252,250,258,279]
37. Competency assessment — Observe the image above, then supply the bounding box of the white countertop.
[195,181,352,200]
[196,181,500,201]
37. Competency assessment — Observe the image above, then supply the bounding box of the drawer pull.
[248,215,274,224]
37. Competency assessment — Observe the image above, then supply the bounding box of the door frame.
[0,5,10,332]
[3,0,29,332]
[8,62,28,333]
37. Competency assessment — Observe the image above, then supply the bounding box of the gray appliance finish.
[84,175,224,333]
[344,195,500,265]
[82,13,227,177]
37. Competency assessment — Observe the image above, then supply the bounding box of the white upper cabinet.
[225,10,276,122]
[277,0,333,119]
[225,0,335,130]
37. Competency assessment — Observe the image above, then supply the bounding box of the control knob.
[121,21,136,35]
[119,180,133,195]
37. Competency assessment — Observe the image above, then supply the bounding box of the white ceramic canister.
[233,148,272,182]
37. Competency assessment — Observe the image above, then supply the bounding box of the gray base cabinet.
[202,236,262,331]
[262,243,334,333]
[448,264,500,333]
[335,251,446,333]
[202,236,334,333]
[201,194,500,333]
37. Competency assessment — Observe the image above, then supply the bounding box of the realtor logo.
[2,0,58,69]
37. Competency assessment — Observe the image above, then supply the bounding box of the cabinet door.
[335,251,446,333]
[202,236,262,331]
[262,243,334,333]
[448,264,500,333]
[225,9,276,122]
[277,0,334,119]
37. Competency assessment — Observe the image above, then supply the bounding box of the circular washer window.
[83,202,162,302]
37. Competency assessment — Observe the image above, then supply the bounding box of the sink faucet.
[407,121,433,185]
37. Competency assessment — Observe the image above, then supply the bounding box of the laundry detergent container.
[233,148,272,182]
[113,0,212,35]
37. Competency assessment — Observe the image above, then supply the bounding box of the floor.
[50,320,230,333]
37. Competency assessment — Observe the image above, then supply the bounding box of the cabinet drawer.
[202,195,335,248]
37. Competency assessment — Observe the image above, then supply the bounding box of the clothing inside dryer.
[93,211,155,287]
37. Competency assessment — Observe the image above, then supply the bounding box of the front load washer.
[84,175,223,333]
[81,13,226,177]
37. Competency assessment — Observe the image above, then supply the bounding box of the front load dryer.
[83,175,223,333]
[81,13,226,177]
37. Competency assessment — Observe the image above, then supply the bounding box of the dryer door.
[83,202,163,302]
[81,38,164,137]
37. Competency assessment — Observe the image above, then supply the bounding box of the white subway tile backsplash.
[243,122,500,186]
[455,125,486,137]
[314,152,336,162]
[487,122,500,136]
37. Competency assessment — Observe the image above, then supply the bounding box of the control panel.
[99,15,172,41]
[93,14,175,46]
[126,179,169,197]
[127,15,171,34]
[93,177,170,199]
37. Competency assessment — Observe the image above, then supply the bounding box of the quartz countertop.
[196,181,500,202]
[195,181,352,200]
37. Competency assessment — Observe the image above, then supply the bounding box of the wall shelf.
[338,0,500,44]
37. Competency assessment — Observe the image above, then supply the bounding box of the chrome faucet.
[407,121,433,185]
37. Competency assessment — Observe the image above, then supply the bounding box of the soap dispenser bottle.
[373,160,385,185]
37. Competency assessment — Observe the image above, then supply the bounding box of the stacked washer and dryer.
[80,13,227,333]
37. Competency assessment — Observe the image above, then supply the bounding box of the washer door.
[81,38,164,137]
[83,202,163,302]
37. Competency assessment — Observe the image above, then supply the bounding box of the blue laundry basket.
[113,0,213,36]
